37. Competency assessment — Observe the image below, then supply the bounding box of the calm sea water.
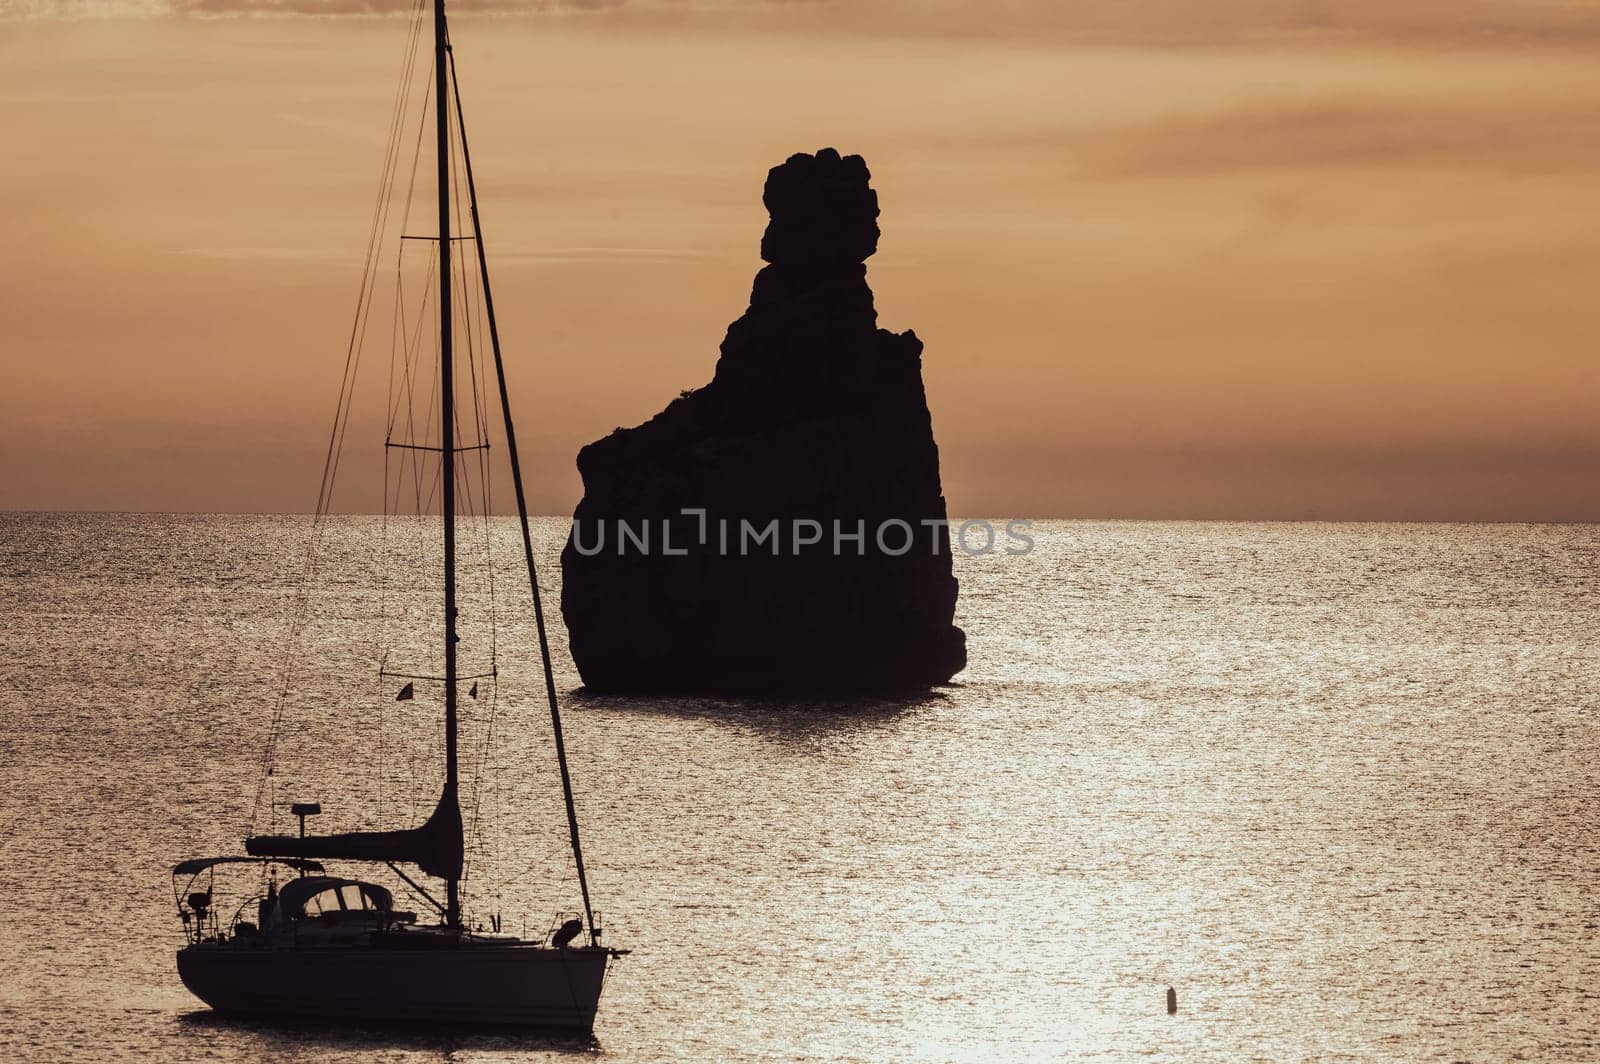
[0,514,1595,1062]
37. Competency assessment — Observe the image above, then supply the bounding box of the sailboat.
[171,0,623,1029]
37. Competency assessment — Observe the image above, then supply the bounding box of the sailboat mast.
[434,0,461,931]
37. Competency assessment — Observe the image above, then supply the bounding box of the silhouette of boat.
[171,0,623,1028]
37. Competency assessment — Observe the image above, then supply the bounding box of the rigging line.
[379,669,497,682]
[410,247,445,522]
[448,117,490,482]
[379,426,392,817]
[380,266,415,703]
[396,64,434,259]
[357,0,423,384]
[386,441,489,453]
[479,447,497,668]
[448,330,475,523]
[469,312,498,681]
[385,251,412,443]
[443,109,500,786]
[376,6,423,801]
[385,253,403,440]
[315,0,419,522]
[443,124,483,537]
[420,329,445,519]
[473,223,495,519]
[387,238,409,441]
[476,325,496,670]
[420,242,443,519]
[342,2,423,818]
[464,669,500,882]
[448,102,499,664]
[444,111,501,880]
[386,861,448,917]
[379,12,423,710]
[392,49,435,522]
[316,109,415,528]
[251,471,349,830]
[448,129,481,465]
[250,488,350,821]
[466,665,501,879]
[380,179,408,741]
[448,211,486,535]
[412,256,437,563]
[388,228,434,443]
[384,13,422,443]
[390,28,433,432]
[399,247,437,523]
[250,0,428,835]
[449,45,600,944]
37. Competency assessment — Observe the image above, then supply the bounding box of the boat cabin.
[247,875,416,942]
[274,877,393,925]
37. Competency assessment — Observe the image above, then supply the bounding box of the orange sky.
[2,1,1597,519]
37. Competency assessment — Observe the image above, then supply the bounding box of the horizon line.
[2,508,1596,526]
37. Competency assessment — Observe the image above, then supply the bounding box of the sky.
[2,0,1597,519]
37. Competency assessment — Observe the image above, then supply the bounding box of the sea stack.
[560,147,965,694]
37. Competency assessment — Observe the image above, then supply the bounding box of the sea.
[0,514,1595,1062]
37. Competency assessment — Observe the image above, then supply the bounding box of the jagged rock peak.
[560,147,965,695]
[759,147,880,268]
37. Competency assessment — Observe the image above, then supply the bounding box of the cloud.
[170,0,621,12]
[175,245,363,261]
[4,0,622,17]
[1073,101,1600,180]
[833,0,1600,44]
[10,0,1600,43]
[6,0,168,16]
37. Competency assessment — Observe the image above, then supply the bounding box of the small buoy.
[1166,986,1177,1014]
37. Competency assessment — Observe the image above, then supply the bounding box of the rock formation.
[560,147,965,694]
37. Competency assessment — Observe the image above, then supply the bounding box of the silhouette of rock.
[560,147,965,694]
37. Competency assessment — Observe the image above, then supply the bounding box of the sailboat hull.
[177,942,612,1028]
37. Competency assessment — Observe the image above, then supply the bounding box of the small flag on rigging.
[469,682,479,699]
[396,682,414,701]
